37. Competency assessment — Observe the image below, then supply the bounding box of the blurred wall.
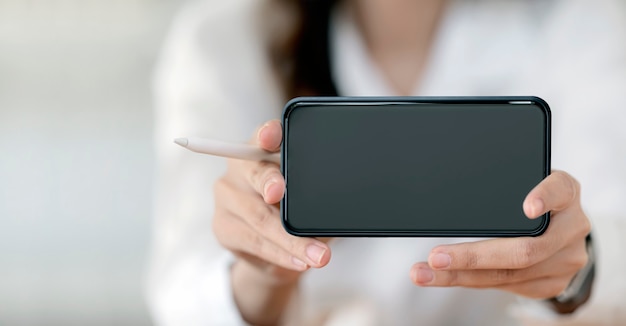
[0,0,185,324]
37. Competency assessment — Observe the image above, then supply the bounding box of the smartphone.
[281,97,551,237]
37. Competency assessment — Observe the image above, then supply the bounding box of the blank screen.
[282,100,549,236]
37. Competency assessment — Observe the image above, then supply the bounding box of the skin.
[216,121,591,324]
[351,0,447,95]
[212,0,591,324]
[410,171,590,299]
[214,120,330,325]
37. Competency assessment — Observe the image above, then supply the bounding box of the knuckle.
[258,160,276,170]
[284,235,303,255]
[265,214,304,257]
[252,205,276,230]
[543,171,579,212]
[446,271,458,286]
[515,239,539,268]
[495,269,518,283]
[249,165,263,190]
[463,248,480,269]
[252,162,279,194]
[568,173,581,194]
[557,171,580,203]
[248,232,266,258]
[258,162,276,177]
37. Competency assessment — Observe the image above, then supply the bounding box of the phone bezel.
[281,96,551,237]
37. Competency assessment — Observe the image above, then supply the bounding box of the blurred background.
[0,0,187,324]
[1,0,625,325]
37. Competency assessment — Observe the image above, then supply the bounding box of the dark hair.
[267,0,339,99]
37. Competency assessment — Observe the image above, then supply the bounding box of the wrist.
[233,258,302,287]
[546,234,595,314]
[231,259,300,325]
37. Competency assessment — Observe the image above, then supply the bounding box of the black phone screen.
[281,97,550,237]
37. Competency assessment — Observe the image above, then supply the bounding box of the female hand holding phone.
[410,170,591,301]
[212,118,591,324]
[212,120,331,325]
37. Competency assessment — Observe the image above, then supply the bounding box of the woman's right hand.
[213,119,332,285]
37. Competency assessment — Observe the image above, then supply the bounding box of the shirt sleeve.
[146,1,284,325]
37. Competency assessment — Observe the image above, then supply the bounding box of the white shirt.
[148,0,626,325]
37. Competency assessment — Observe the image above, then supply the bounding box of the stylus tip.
[174,138,188,147]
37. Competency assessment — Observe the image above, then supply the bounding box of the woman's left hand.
[410,170,591,299]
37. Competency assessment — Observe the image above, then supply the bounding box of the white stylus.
[174,137,281,164]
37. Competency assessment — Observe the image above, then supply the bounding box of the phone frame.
[281,96,551,237]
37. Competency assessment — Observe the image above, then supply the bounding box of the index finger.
[254,119,283,152]
[244,120,284,203]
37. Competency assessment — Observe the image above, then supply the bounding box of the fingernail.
[291,256,307,270]
[257,123,269,139]
[306,244,326,265]
[429,253,451,269]
[264,179,276,198]
[415,266,434,284]
[532,198,545,216]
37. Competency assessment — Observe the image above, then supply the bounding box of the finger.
[523,170,580,218]
[411,264,572,298]
[497,276,573,299]
[413,262,533,288]
[225,157,284,204]
[428,236,556,270]
[413,241,587,287]
[227,120,283,203]
[213,210,308,272]
[255,119,283,152]
[240,160,284,204]
[412,266,572,299]
[233,252,302,284]
[216,178,331,268]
